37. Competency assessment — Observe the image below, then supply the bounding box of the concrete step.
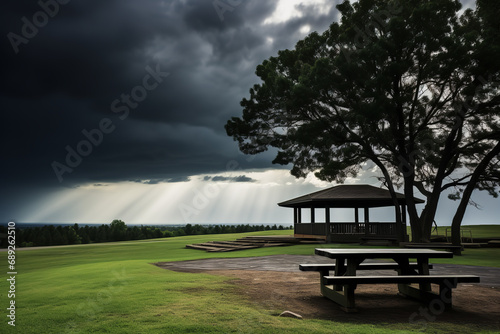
[235,239,271,244]
[239,236,299,242]
[186,244,225,252]
[462,243,488,248]
[206,245,262,252]
[196,242,247,248]
[186,235,304,252]
[488,240,500,247]
[237,236,324,244]
[261,243,293,247]
[186,241,264,252]
[206,241,261,247]
[214,240,255,246]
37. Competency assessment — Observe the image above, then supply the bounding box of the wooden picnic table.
[306,248,479,311]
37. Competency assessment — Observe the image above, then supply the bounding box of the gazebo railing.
[367,222,397,235]
[295,223,327,236]
[330,222,365,234]
[295,222,398,236]
[331,222,397,235]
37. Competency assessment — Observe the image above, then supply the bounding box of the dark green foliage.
[226,0,500,242]
[1,223,289,247]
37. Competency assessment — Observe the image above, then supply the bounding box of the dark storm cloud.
[0,0,338,192]
[131,175,191,185]
[231,175,255,182]
[203,175,255,182]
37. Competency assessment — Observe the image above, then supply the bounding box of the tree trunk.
[410,223,423,243]
[418,194,441,243]
[451,141,500,251]
[403,175,421,242]
[371,157,406,242]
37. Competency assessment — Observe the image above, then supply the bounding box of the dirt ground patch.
[155,255,500,330]
[202,270,500,327]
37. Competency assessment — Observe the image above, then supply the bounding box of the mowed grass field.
[1,226,500,334]
[431,224,500,239]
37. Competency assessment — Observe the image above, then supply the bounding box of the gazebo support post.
[326,207,331,243]
[293,208,297,235]
[364,207,370,236]
[354,208,359,233]
[296,208,302,237]
[395,205,402,242]
[401,204,407,242]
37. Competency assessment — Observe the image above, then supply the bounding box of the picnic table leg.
[320,257,360,311]
[321,258,359,312]
[396,257,438,304]
[394,258,412,296]
[345,259,361,275]
[416,258,432,291]
[394,258,415,275]
[394,257,431,298]
[320,282,357,311]
[333,257,346,291]
[438,278,457,310]
[335,258,361,310]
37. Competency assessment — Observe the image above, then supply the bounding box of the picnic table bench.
[300,248,480,312]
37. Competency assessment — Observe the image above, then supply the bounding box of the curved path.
[157,254,500,287]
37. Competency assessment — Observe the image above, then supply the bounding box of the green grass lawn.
[1,229,499,333]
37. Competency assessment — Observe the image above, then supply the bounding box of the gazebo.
[278,184,425,243]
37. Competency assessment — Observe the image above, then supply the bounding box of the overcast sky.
[1,0,496,226]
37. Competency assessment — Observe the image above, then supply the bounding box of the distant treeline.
[0,220,291,247]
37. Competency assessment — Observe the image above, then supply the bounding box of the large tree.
[226,0,500,243]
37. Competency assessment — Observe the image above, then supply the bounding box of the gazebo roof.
[278,184,425,208]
